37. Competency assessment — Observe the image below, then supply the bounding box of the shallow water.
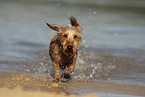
[0,0,145,96]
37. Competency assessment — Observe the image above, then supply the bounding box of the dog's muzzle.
[57,38,76,58]
[63,45,75,59]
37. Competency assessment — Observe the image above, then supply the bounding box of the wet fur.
[46,17,82,81]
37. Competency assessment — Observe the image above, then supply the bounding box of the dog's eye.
[63,34,68,38]
[74,35,78,39]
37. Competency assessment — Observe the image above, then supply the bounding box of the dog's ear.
[69,17,82,31]
[46,22,61,32]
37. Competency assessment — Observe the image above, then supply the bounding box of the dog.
[46,17,82,81]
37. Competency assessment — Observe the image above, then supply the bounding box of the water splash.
[18,47,140,83]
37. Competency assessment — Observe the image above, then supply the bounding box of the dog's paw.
[63,73,70,79]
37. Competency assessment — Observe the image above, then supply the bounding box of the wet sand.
[0,71,145,97]
[0,87,98,97]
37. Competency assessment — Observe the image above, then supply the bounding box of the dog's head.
[46,17,82,58]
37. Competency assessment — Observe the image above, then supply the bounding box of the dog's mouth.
[63,50,75,58]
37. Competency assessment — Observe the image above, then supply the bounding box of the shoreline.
[0,71,145,97]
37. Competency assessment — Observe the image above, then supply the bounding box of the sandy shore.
[0,87,99,97]
[0,71,145,97]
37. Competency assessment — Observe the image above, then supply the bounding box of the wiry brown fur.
[46,17,82,81]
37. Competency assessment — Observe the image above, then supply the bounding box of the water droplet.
[83,40,86,43]
[114,33,118,36]
[57,3,61,6]
[90,74,93,78]
[85,45,88,48]
[93,11,97,14]
[97,63,102,65]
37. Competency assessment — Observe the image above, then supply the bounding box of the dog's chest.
[58,53,73,69]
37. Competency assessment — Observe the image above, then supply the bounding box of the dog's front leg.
[64,63,75,78]
[53,62,61,81]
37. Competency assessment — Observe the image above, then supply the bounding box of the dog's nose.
[67,45,73,51]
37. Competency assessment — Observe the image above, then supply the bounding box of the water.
[0,0,145,93]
